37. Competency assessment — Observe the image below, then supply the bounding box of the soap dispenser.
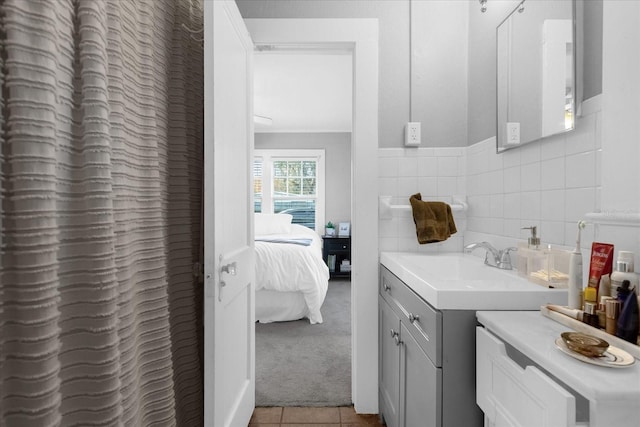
[517,226,541,276]
[523,226,541,249]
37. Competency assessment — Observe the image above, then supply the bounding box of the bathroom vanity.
[476,311,640,427]
[378,252,568,427]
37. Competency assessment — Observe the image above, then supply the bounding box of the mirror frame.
[496,0,577,153]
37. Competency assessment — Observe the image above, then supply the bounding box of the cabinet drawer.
[476,327,578,427]
[324,238,350,251]
[380,267,442,367]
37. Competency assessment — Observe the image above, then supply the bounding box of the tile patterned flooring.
[250,406,385,426]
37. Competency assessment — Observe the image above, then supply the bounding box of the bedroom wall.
[255,132,352,226]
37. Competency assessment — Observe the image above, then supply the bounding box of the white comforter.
[255,224,329,323]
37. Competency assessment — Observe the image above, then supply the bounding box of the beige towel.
[409,193,457,244]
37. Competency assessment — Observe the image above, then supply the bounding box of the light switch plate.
[405,122,421,146]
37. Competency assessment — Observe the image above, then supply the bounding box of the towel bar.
[583,212,640,227]
[379,195,467,220]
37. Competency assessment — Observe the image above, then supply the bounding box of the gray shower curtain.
[0,0,204,425]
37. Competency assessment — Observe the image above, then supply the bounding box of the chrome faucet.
[464,241,517,270]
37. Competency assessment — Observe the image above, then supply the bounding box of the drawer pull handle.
[408,313,420,324]
[383,283,391,292]
[390,329,401,346]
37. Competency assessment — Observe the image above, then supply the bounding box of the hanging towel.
[409,193,457,244]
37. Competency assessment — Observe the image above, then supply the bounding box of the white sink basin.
[397,253,520,283]
[380,252,567,310]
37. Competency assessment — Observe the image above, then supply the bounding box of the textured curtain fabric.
[0,0,204,425]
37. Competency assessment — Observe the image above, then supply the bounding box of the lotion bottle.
[610,251,638,299]
[568,221,586,310]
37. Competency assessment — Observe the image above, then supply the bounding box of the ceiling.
[253,52,353,133]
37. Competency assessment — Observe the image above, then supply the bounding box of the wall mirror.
[497,0,576,153]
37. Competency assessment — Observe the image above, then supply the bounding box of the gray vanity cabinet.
[379,296,440,427]
[379,297,401,427]
[400,322,440,427]
[379,266,482,427]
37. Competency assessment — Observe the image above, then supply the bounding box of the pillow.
[254,213,293,236]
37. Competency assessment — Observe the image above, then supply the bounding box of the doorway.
[244,19,380,413]
[252,48,353,406]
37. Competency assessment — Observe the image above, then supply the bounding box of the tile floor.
[250,406,385,426]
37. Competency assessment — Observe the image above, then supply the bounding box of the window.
[254,149,325,234]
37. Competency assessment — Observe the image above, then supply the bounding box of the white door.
[204,1,255,426]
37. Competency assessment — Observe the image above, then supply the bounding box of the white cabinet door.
[476,327,577,427]
[204,1,255,426]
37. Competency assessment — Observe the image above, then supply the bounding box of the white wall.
[410,0,469,147]
[237,0,471,148]
[255,132,351,225]
[237,0,409,148]
[596,0,640,265]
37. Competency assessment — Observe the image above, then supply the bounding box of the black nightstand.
[322,236,351,279]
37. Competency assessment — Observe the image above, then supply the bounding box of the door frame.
[245,19,380,413]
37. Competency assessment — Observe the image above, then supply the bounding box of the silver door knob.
[221,262,237,275]
[383,283,391,292]
[408,313,420,324]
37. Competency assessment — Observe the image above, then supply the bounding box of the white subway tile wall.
[463,96,603,252]
[379,95,639,269]
[377,147,466,253]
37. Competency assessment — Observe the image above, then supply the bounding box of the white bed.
[254,215,329,324]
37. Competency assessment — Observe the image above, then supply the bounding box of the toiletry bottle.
[517,226,540,277]
[583,302,599,328]
[583,288,598,328]
[568,221,586,310]
[597,296,614,329]
[616,280,632,303]
[584,286,597,310]
[584,286,598,328]
[606,299,621,335]
[597,274,610,300]
[617,284,639,343]
[524,226,542,277]
[610,251,639,299]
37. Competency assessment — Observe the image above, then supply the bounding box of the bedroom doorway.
[252,48,353,407]
[245,18,379,413]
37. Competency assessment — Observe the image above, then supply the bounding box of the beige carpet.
[255,280,351,406]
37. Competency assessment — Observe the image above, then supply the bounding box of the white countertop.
[477,311,640,423]
[380,252,567,310]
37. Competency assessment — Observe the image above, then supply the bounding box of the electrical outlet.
[506,122,520,145]
[405,122,421,146]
